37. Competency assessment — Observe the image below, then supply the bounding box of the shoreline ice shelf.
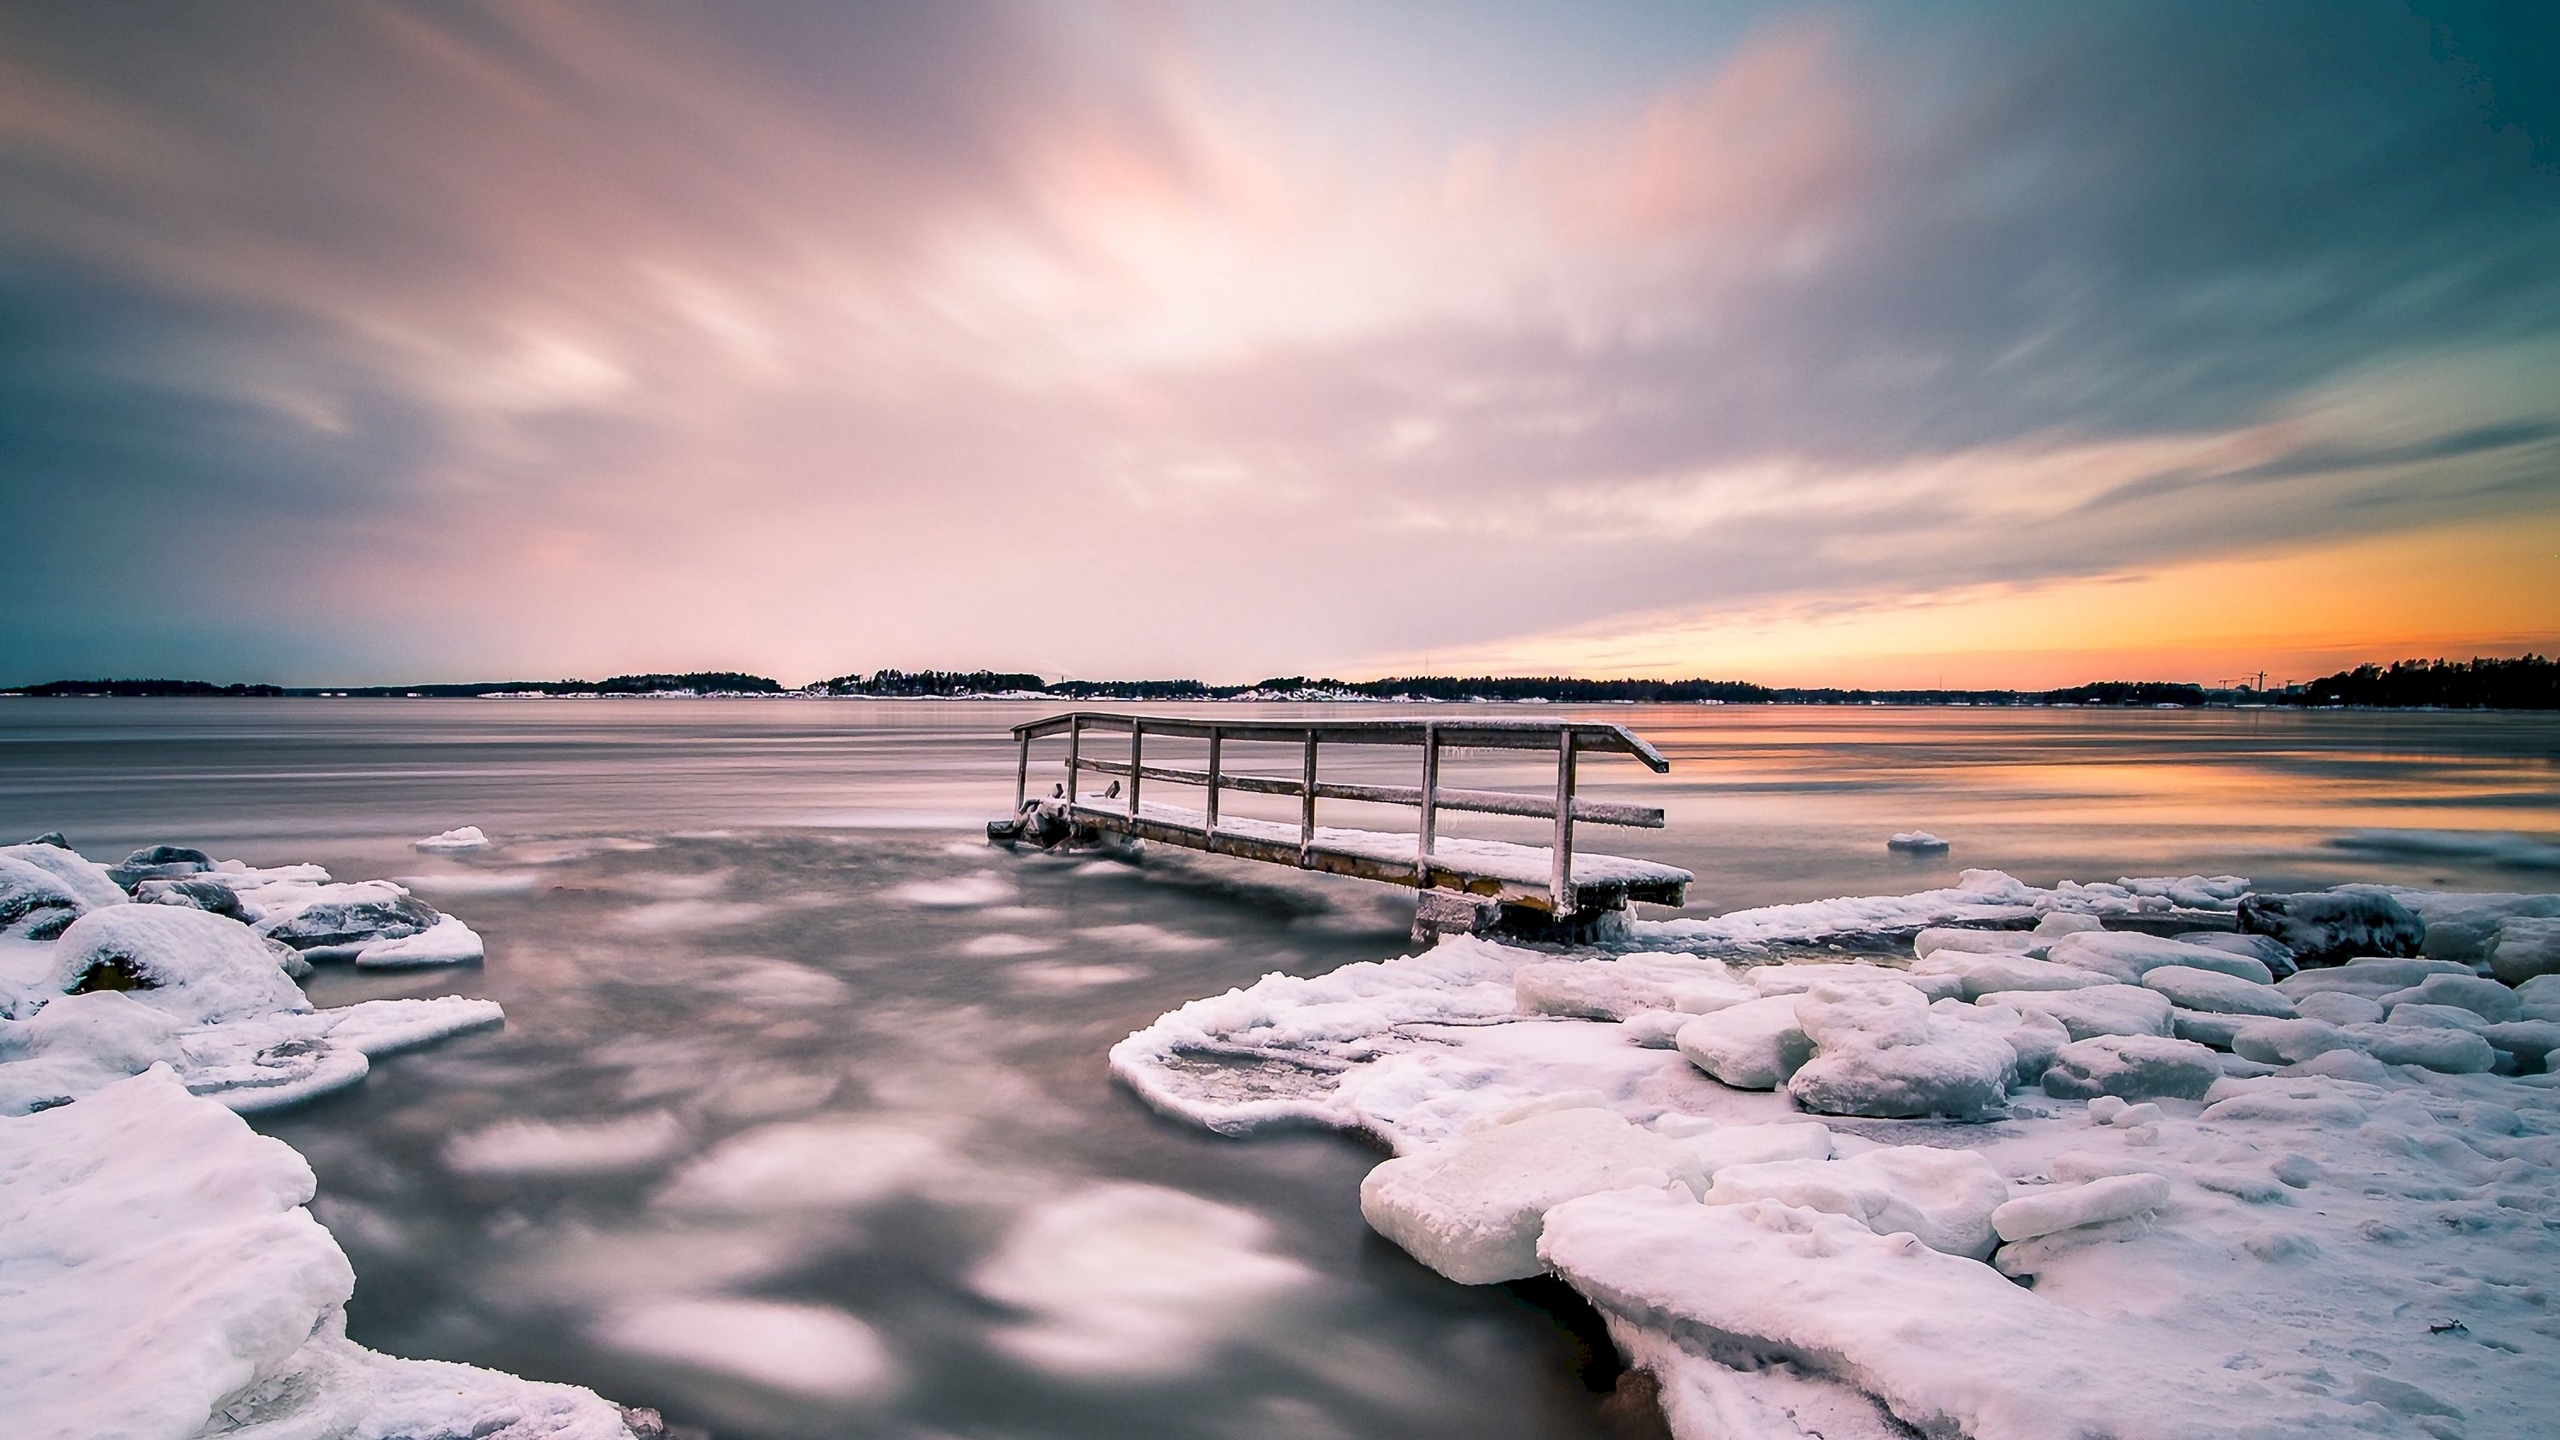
[1114,866,2560,1440]
[0,831,649,1440]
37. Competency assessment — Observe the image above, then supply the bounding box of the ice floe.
[414,824,493,851]
[1120,868,2560,1439]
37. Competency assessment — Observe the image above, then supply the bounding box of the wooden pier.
[987,713,1691,938]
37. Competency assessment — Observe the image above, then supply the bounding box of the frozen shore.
[1117,868,2560,1440]
[0,834,645,1440]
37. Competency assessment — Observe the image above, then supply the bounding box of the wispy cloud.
[2,1,2554,684]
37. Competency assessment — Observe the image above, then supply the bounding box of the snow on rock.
[1639,869,2053,947]
[353,912,486,968]
[0,854,86,941]
[1674,994,1811,1090]
[2141,965,2295,1017]
[1783,982,2014,1119]
[2344,1024,2498,1073]
[413,825,492,851]
[2044,930,2271,984]
[1986,983,2174,1041]
[1359,1106,1706,1284]
[44,905,310,1024]
[1915,951,2121,1000]
[2489,916,2560,985]
[1748,961,1963,1003]
[2040,1035,2224,1101]
[1703,1145,2010,1259]
[2295,990,2386,1025]
[2379,973,2522,1022]
[1122,868,2560,1439]
[2381,889,2560,965]
[1,842,130,914]
[1933,998,2072,1083]
[1514,953,1751,1021]
[1989,1172,2172,1243]
[1541,1188,2298,1440]
[0,1068,632,1440]
[2239,888,2426,964]
[1912,926,2037,960]
[253,881,445,957]
[1886,830,1950,852]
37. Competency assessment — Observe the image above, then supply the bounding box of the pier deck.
[989,713,1691,930]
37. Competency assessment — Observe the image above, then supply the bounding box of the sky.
[2,0,2556,689]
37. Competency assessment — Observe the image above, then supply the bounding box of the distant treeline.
[3,678,287,697]
[8,656,2553,708]
[2294,655,2557,710]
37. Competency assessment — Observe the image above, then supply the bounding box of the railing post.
[1128,721,1145,819]
[1550,729,1577,914]
[1299,730,1319,864]
[1205,728,1222,835]
[1065,715,1082,810]
[1417,721,1439,883]
[1014,732,1029,811]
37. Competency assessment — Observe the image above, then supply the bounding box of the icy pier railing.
[1003,713,1684,916]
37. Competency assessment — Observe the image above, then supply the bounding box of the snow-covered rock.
[2140,965,2294,1017]
[105,844,216,889]
[2344,1023,2497,1073]
[1359,1106,1705,1284]
[352,913,485,968]
[1653,1117,1837,1174]
[1990,1172,2172,1243]
[0,1069,631,1440]
[44,905,309,1024]
[1704,1145,2010,1259]
[1912,926,2037,960]
[2040,1034,2223,1101]
[1514,953,1749,1020]
[2169,930,2297,977]
[2489,915,2560,985]
[2238,889,2425,964]
[254,881,444,956]
[2230,1017,2365,1066]
[1784,982,2015,1119]
[1915,951,2120,1000]
[2290,990,2385,1026]
[2383,889,2560,964]
[1673,994,1811,1090]
[1748,961,1963,1002]
[413,825,492,852]
[1887,831,1950,853]
[1,842,129,914]
[2045,931,2270,984]
[2378,973,2522,1022]
[1986,984,2174,1041]
[0,854,86,941]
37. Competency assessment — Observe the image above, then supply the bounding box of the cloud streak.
[2,0,2554,685]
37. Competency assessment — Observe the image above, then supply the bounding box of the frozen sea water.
[3,697,2557,1438]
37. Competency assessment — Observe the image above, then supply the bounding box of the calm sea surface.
[4,698,2557,1438]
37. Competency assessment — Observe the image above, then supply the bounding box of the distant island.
[7,655,2554,709]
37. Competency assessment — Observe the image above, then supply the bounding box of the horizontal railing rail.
[1007,710,1676,914]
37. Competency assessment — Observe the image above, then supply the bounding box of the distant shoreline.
[5,656,2553,710]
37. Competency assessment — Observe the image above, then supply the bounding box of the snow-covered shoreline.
[0,833,647,1440]
[1116,869,2560,1439]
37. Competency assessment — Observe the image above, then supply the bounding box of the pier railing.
[1008,713,1672,913]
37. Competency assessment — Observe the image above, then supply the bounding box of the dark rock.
[108,844,218,890]
[0,856,82,936]
[2173,930,2299,979]
[261,893,442,950]
[2239,890,2424,966]
[138,877,250,921]
[23,832,71,849]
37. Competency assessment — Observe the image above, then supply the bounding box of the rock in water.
[2238,890,2424,965]
[106,844,217,890]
